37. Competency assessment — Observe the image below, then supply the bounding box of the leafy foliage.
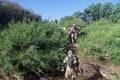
[0,21,67,75]
[72,2,120,23]
[110,2,120,23]
[0,0,41,29]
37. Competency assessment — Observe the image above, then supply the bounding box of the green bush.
[0,21,67,75]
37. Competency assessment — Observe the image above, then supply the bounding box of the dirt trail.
[64,42,120,80]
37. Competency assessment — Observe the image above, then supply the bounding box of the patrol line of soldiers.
[61,24,81,80]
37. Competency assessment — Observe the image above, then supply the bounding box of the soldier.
[61,50,79,80]
[67,24,81,44]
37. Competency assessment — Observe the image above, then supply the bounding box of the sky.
[10,0,120,21]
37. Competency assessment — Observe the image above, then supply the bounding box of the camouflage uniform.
[63,50,78,80]
[67,24,81,44]
[65,66,76,79]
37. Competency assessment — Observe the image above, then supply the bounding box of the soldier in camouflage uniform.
[61,50,79,80]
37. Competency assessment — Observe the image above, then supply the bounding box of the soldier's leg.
[74,32,77,40]
[71,33,74,44]
[71,68,76,80]
[65,67,69,80]
[75,66,79,76]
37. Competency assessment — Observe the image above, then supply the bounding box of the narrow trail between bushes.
[53,27,120,80]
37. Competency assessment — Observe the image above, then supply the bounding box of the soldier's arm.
[73,56,79,66]
[67,27,71,31]
[77,26,81,30]
[61,57,67,72]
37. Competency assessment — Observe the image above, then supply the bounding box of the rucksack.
[67,55,79,68]
[67,55,74,68]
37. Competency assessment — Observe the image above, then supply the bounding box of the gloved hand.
[61,68,64,72]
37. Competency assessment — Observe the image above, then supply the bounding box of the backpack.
[67,55,79,68]
[67,55,74,68]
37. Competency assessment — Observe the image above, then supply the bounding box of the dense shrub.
[0,21,68,75]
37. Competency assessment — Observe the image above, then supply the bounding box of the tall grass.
[78,20,120,65]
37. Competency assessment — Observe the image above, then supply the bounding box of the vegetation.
[0,21,68,76]
[0,0,120,79]
[115,75,120,80]
[0,0,41,29]
[77,20,120,65]
[73,2,120,23]
[59,16,87,28]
